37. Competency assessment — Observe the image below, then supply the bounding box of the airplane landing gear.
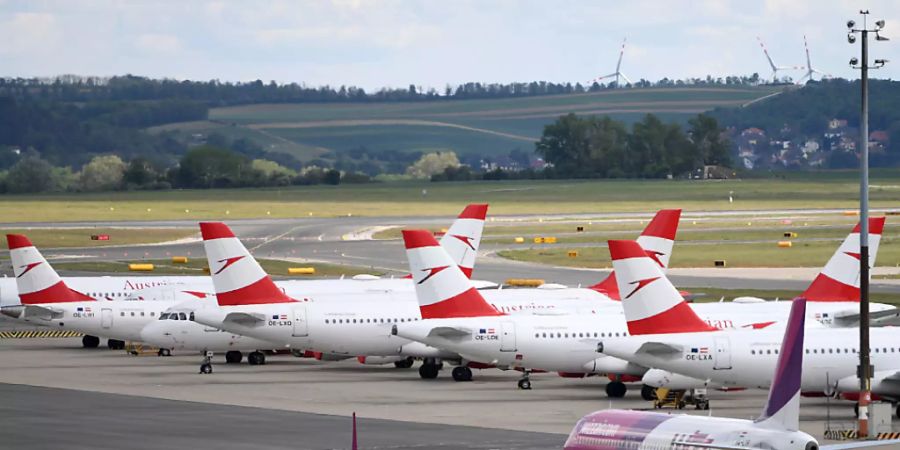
[247,351,266,365]
[394,357,414,369]
[606,381,627,398]
[418,358,441,379]
[107,339,125,350]
[82,335,100,348]
[199,351,214,374]
[451,366,473,382]
[225,351,243,364]
[157,348,172,357]
[641,384,657,401]
[517,370,532,390]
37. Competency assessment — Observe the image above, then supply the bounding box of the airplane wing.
[821,440,900,449]
[832,308,900,327]
[635,341,683,358]
[222,312,266,326]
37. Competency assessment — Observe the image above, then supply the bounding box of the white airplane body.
[392,220,892,392]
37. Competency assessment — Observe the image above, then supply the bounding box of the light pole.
[847,10,888,439]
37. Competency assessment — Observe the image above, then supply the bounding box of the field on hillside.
[152,86,783,162]
[1,176,899,223]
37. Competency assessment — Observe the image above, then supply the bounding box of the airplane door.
[101,308,113,329]
[500,322,516,352]
[713,337,732,370]
[292,306,308,337]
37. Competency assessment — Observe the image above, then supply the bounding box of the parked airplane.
[391,220,894,396]
[597,239,900,417]
[567,297,900,450]
[186,216,682,376]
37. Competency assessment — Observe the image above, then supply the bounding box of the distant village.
[730,119,888,170]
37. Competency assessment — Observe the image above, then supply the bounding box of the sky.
[1,0,898,91]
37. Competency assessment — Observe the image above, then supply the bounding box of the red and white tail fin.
[608,239,714,335]
[6,234,93,304]
[199,222,293,307]
[403,230,502,319]
[800,217,885,302]
[590,209,682,299]
[438,203,488,279]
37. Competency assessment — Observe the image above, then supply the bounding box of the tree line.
[534,113,731,179]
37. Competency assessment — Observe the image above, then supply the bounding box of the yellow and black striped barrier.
[878,432,900,439]
[0,330,83,339]
[826,429,900,440]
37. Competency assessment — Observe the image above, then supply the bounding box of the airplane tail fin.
[608,239,714,335]
[6,234,93,304]
[402,229,502,319]
[199,222,293,306]
[756,297,806,431]
[438,203,488,279]
[801,217,885,302]
[589,209,681,299]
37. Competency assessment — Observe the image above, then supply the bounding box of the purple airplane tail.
[352,412,358,450]
[755,297,806,431]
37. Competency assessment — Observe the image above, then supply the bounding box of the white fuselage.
[565,410,816,450]
[394,301,893,374]
[22,299,185,342]
[140,307,278,352]
[600,326,900,398]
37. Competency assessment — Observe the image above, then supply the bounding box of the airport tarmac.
[1,338,897,449]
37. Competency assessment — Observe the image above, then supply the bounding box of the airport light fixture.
[847,9,888,439]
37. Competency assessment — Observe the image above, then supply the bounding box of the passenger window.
[150,312,155,317]
[120,312,125,317]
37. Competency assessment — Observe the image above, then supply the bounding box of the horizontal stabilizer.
[832,308,900,327]
[22,304,63,321]
[222,312,266,326]
[635,341,682,357]
[426,326,472,339]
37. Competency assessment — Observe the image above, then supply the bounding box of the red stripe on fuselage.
[19,281,95,304]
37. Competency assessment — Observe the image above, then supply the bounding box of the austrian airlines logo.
[451,234,476,251]
[625,277,660,299]
[645,250,666,268]
[214,256,245,275]
[418,266,449,284]
[16,262,42,278]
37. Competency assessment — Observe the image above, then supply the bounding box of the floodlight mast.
[847,9,888,440]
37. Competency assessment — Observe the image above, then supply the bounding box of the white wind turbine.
[797,35,830,83]
[756,36,802,83]
[590,38,632,88]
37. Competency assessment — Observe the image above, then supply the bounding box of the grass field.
[52,258,384,278]
[497,235,900,269]
[2,177,900,223]
[146,86,784,161]
[0,228,197,248]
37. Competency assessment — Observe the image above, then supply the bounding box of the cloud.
[135,34,183,54]
[0,12,62,56]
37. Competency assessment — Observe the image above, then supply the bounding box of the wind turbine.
[756,36,802,83]
[797,35,830,83]
[590,38,632,88]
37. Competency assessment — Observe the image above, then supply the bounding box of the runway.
[0,384,565,449]
[2,210,900,294]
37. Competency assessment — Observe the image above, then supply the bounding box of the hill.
[152,86,782,168]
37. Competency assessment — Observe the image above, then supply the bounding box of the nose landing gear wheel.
[605,381,627,398]
[200,363,213,374]
[451,366,473,382]
[158,348,172,357]
[517,378,532,390]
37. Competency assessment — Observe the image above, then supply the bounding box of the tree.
[177,146,249,188]
[123,158,158,187]
[80,155,126,191]
[5,153,57,193]
[406,151,460,179]
[689,114,732,167]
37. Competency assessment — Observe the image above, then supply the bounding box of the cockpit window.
[178,312,187,320]
[159,313,170,320]
[189,312,195,321]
